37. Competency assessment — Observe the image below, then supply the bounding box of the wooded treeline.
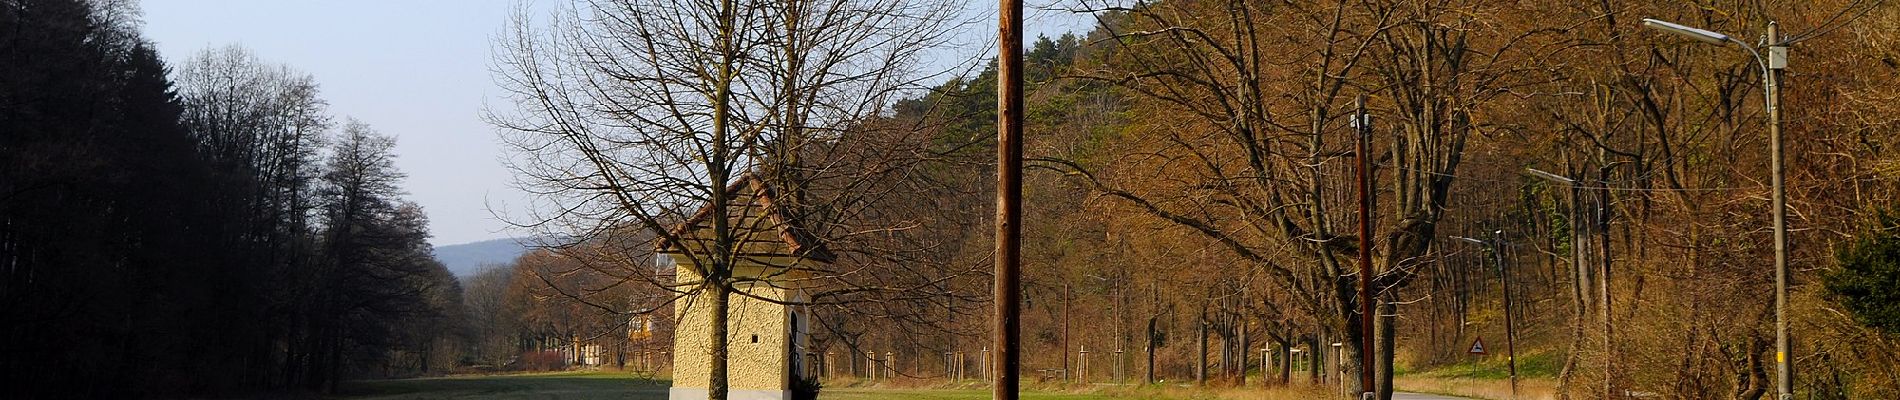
[2,0,461,396]
[454,244,677,374]
[718,0,1900,398]
[482,0,1900,398]
[7,0,1900,399]
[900,1,1900,399]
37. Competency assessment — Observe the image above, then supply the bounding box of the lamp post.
[1352,95,1377,400]
[1527,167,1607,398]
[1455,232,1518,400]
[1643,18,1792,400]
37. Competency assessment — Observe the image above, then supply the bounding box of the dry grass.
[1393,375,1559,400]
[1113,384,1340,399]
[824,378,1341,400]
[338,372,1513,400]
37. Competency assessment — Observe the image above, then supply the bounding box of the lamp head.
[1643,18,1731,46]
[1525,168,1577,185]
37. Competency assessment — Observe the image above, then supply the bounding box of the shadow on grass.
[335,371,670,400]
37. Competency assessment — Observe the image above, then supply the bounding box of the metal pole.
[1354,95,1377,400]
[993,0,1024,397]
[1766,21,1792,400]
[1599,172,1613,400]
[1568,170,1587,395]
[1495,235,1519,400]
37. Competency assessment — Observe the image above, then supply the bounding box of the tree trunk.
[708,283,731,400]
[1379,301,1397,400]
[1196,309,1207,387]
[1238,321,1249,386]
[1734,334,1769,400]
[1277,337,1290,385]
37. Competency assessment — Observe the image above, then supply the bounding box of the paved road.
[1393,392,1476,400]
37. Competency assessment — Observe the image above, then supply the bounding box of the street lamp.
[1524,168,1574,186]
[1526,167,1609,399]
[1644,17,1793,400]
[1453,232,1517,400]
[1639,19,1731,45]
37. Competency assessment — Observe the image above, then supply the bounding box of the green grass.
[336,372,1329,400]
[335,373,1119,400]
[334,371,667,400]
[823,388,1123,400]
[1409,350,1563,380]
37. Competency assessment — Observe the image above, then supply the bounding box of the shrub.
[1826,211,1900,335]
[516,350,570,371]
[791,376,822,400]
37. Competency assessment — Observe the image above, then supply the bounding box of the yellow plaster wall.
[671,257,797,391]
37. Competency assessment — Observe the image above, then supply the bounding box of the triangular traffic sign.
[1468,337,1488,355]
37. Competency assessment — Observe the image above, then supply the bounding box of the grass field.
[335,371,1549,400]
[334,372,1341,400]
[335,371,668,400]
[822,388,1122,400]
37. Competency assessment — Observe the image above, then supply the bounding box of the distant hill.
[434,237,532,277]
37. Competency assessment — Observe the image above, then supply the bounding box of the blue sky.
[138,0,1095,246]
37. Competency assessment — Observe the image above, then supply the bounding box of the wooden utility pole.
[1354,95,1377,400]
[993,0,1023,398]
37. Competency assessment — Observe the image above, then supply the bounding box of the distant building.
[574,343,605,366]
[659,173,830,400]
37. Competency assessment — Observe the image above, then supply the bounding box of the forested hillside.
[826,1,1900,398]
[484,0,1900,398]
[436,237,531,277]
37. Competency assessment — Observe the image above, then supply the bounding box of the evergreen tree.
[1827,212,1900,336]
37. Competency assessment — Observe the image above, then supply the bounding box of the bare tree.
[1043,0,1565,397]
[488,0,970,398]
